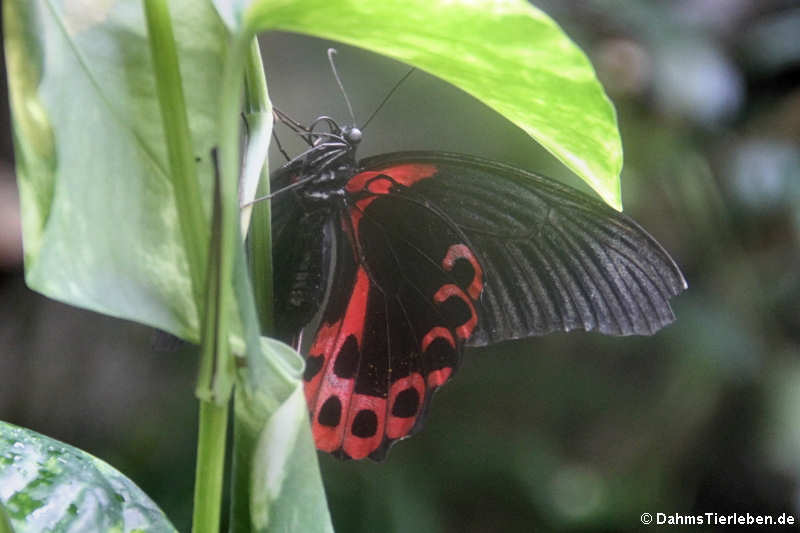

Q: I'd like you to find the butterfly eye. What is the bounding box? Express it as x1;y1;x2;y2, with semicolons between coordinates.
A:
344;127;362;144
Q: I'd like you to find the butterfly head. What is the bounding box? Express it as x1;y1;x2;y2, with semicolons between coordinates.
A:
307;117;361;147
302;116;361;170
269;115;362;204
342;125;362;145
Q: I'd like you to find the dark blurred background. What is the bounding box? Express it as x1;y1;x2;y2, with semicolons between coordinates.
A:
2;1;800;531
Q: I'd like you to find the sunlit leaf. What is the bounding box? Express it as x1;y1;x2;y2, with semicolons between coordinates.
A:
216;0;623;209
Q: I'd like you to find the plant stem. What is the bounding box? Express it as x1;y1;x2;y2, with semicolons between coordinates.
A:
243;39;275;333
214;31;252;384
142;0;207;316
200;26;253;533
243;40;270;117
228;413;254;533
192;155;231;533
230;38;275;533
248;170;275;333
143;2;234;532
192;401;229;533
239;38;272;239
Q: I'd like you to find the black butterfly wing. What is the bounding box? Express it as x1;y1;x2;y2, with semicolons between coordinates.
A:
356;151;687;346
300;165;481;460
274;151;686;460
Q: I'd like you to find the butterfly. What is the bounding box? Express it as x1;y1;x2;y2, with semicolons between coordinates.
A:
267;53;686;461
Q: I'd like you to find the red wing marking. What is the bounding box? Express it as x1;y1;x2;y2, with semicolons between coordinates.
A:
347;164;437;238
306;163;492;459
366;176;393;195
426;367;452;389
303;321;340;407
386;372;426;440
346;163;437;193
350;196;378;237
434;284;478;340
421;328;456;388
343;394;387;459
307;267;371;453
443;244;484;300
422;327;455;351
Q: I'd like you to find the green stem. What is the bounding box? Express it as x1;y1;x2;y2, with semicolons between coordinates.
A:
196;147;234;404
244;40;270;117
215;32;252;374
192;401;229;533
143;3;235;532
248;171;274;333
230;38;274;533
193;141;234;533
228;413;254;533
142;0;207;316
243;39;275;333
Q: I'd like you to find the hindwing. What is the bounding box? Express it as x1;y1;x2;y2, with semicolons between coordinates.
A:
300;165;483;460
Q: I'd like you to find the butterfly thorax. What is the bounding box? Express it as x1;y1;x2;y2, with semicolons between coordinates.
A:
298;167;353;205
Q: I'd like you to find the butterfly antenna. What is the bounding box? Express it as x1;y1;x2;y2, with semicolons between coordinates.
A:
327;48;357;126
362;67;415;131
241;174;318;207
271;128;291;161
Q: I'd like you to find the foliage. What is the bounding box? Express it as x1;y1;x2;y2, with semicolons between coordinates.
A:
0;422;177;532
2;0;621;531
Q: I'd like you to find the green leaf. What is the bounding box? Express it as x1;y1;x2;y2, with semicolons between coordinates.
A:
0;499;14;533
219;0;623;209
4;0;227;341
0;421;177;533
233;338;333;533
250;384;333;533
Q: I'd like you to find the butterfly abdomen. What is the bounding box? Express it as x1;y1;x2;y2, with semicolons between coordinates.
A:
273;210;333;342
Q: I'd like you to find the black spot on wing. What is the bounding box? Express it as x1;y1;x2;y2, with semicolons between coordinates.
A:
333;335;360;379
450;259;477;292
304;355;324;382
351;409;379;438
437;294;473;329
318;396;342;427
424;337;458;372
391;388;420;418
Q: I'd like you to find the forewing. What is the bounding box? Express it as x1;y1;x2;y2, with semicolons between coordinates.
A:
295;151;686;461
357;152;687;346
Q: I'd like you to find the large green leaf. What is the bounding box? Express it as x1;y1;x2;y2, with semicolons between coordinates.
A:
217;0;623;209
4;0;227;341
0;421;177;533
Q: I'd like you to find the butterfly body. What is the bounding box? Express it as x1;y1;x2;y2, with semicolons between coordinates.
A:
270;117;686;461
